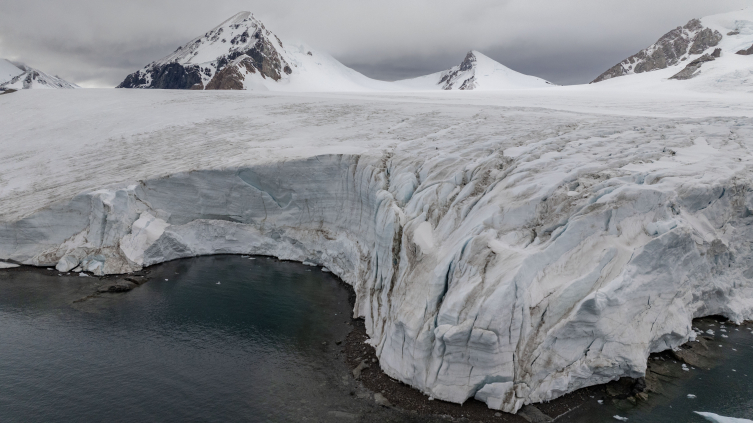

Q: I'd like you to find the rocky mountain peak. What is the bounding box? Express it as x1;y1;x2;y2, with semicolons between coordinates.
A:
118;11;293;90
592;17;723;83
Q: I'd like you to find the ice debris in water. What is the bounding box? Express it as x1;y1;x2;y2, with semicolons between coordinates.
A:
614;416;628;421
682;364;690;371
79;272;88;277
688;394;697;398
321;267;331;273
694;411;753;422
707;329;715;335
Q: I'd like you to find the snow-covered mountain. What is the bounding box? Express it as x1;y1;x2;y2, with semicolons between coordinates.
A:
118;12;553;92
118;11;396;91
0;60;78;91
396;50;553;90
591;8;753;91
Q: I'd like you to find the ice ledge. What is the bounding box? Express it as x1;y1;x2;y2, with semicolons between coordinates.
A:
1;151;752;413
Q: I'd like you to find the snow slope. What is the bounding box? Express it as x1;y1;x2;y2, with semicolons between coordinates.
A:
1;87;753;413
396;51;553;90
0;59;24;85
0;61;78;91
591;8;753;93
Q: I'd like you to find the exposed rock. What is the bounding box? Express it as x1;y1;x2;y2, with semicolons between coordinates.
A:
592;18;722;83
97;280;137;293
736;44;753;55
117;12;290;90
517;405;553;423
670;53;716;80
439;51;477;90
352;360;370;380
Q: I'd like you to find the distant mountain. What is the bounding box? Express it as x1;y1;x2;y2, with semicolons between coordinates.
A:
396;50;553;90
117;12;395;91
118;13;554;92
0;60;78;91
591;8;753;90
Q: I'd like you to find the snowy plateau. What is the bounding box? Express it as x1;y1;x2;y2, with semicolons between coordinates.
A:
2;7;753;416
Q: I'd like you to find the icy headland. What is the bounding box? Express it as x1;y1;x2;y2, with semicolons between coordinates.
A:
2;87;753;413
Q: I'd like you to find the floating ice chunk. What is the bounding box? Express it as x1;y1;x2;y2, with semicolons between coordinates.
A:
321;267;331;273
694;411;753;422
598;400;604;404
613;416;628;421
707;329;715;335
722;335;728;338
79;272;88;277
688;394;696;398
682;364;690;371
302;261;317;266
0;262;20;269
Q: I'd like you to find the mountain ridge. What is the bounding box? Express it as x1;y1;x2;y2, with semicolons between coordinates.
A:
118;12;552;92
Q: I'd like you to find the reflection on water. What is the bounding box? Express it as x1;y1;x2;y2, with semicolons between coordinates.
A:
0;256;357;422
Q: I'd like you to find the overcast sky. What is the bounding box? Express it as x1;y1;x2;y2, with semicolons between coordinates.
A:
0;0;750;87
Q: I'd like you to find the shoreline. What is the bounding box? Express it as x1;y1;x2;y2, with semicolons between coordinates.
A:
2;259;751;422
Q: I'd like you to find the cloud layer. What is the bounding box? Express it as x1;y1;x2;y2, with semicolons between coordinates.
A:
0;0;749;87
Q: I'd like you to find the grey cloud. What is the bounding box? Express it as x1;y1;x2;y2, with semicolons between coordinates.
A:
0;0;749;87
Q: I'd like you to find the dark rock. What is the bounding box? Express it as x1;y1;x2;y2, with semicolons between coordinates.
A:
728;30;740;36
517;405;552;423
118;63;203;90
712;47;722;58
97;280;137;293
736;44;753;55
669;53;716;80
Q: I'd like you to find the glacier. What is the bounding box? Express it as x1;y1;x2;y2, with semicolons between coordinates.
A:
1;87;753;413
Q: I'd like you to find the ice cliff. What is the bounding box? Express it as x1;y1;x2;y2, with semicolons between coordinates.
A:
1;89;753;413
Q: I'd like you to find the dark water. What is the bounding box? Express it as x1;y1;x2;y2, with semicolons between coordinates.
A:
1;256;752;423
560;318;753;423
0;256;363;423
